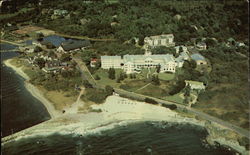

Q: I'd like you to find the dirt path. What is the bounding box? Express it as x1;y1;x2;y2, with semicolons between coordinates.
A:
63;88;85;114
135;83;151;92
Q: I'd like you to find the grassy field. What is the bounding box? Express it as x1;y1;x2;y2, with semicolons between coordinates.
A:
93;68;124;88
94;68;184;103
39;86;78;111
163;92;184;104
120;80;150;92
158;73;175;81
193;84;249;129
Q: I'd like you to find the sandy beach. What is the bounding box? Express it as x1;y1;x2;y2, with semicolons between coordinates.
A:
2;95;248;154
3;59;61;118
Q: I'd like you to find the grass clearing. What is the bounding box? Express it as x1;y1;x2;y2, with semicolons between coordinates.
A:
163;92;184;104
40;87;77;111
158;73;175;81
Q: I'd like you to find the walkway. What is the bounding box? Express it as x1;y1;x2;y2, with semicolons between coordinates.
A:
64;87;85;114
135;83;151;92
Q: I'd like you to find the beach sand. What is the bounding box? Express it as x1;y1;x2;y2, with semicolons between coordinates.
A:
3;59;61;118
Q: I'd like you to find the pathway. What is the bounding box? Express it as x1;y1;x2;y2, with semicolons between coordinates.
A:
135;83;151;92
64;87;85;114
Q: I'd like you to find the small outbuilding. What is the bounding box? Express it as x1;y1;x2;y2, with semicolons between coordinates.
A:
185;80;206;90
191;53;207;65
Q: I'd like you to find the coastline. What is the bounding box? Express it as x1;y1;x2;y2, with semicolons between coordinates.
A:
3;59;61;119
2;95;249;154
2;58;249;154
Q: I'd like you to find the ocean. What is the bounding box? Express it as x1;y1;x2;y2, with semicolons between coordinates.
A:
2;122;235;155
0;42;236;155
1;47;50;137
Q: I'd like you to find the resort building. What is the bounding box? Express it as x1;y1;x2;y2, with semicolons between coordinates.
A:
185;80;206;90
191;53;207;65
101;56;123;69
101;54;177;74
144;34;175;48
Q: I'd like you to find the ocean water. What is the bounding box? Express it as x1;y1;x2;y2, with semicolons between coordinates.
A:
2;122;235;155
1;50;50;137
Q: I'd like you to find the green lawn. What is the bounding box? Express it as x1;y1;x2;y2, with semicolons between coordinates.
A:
158;73;175;81
93;68;183;103
94;68;126;88
120;80;150;92
163;93;184;104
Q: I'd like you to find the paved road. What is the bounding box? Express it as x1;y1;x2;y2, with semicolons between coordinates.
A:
73;58;250;139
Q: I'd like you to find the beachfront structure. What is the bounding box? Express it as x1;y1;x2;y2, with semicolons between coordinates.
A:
101;54;177;74
185;80;206;90
191;53;207;65
144;34;175;48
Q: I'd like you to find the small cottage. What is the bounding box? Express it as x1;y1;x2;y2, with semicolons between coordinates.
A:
191;53;207;65
196;42;207;50
90;58;98;67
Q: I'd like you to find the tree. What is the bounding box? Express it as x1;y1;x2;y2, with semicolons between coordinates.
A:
184;84;191;97
156;64;161;73
152;75;160;85
60;53;71;62
35;58;45;69
83;80;93;88
108;68;115;80
138;36;144;46
145;98;158;105
34;46;42;52
95;75;100;80
105;85;114;96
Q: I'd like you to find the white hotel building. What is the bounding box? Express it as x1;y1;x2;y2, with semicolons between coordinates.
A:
101;54;177;74
101;34;188;74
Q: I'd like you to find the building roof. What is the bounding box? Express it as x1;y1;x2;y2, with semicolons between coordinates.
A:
197;42;206;46
43;35;66;47
123;54;175;63
176;52;189;62
61;40;91;51
101;56;121;60
185;80;204;86
145;34;174;40
191;53;205;61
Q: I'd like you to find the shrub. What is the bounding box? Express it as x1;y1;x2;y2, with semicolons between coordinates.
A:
145;98;158;105
162;104;177;110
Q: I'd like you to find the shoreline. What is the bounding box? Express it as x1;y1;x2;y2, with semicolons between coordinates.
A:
2;95;249;154
3;59;61;119
2;58;249;154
